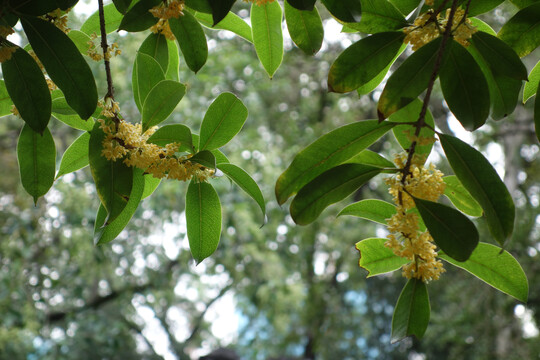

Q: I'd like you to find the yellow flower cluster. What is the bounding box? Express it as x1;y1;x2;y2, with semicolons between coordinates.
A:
243;0;276;5
40;8;71;34
384;152;446;282
99;99;214;183
87;33;121;62
403;8;477;50
149;0;185;40
0;43;16;63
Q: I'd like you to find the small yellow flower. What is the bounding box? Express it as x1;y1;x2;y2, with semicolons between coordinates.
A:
0;44;16;63
41;8;71;34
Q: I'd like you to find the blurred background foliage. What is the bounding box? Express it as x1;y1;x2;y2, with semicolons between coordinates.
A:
0;1;539;359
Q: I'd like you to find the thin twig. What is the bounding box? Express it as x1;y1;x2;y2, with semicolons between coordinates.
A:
98;0;114;101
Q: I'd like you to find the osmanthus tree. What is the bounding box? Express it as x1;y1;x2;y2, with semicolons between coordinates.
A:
0;0;538;343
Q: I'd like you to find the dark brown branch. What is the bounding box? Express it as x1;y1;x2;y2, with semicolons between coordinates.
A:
98;0;115;101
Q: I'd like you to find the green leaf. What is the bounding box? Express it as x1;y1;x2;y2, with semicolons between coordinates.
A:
89;122;133;224
510;0;540;9
389;99;435;158
94;168;145;245
8;0;57;16
112;0;133;14
356;237;409;277
132;52;165;113
414;197;479;262
1;46;51;133
81;3;123;35
443;175;483;217
147;124;194;153
440;243;528;302
439;134;515;246
439;40;490;131
470;31;528;81
186;180;222;263
17;125;56;204
217;163;266;221
467;0;505;16
498;2;540;57
391;279;430;343
388;0;420;16
536;82;540;142
169;11;208;73
208;0;235;25
469;18;497;36
356;42;406;96
275;120;395;205
56;131;90;179
194;10;253;43
52;113;95;131
118;0;160;32
185;0;211;13
199;92;248;151
0;81;13;117
142;80;186;131
328;32;405;93
165;39;180;81
320;0;362;23
51;96;76;115
346;0;407;34
68;30;92;55
190;150;216;169
339;199;396;224
290;164;381;225
251;1;284;78
345;149;395;169
284;2;324;55
139;33;169;74
287;0;316;11
378;37;443;120
142;174;161;199
21;17;98;120
523;60;540;103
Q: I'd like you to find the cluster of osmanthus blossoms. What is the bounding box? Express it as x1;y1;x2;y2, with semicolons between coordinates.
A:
384;137;447;282
98;99;215;183
149;0;185;40
404;7;478;50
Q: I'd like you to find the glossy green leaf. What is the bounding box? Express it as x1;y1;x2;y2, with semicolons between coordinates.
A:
523;60;540;103
470;31;528;81
356;43;406;96
320;0;362;23
142;174;161;199
1;46;50;133
147;124;194;153
132;52;165;113
439;39;490;131
52;113;95;131
22;17;98;120
414;197;479;262
391;278;430;343
388;0;420;16
469;18;497;36
290;164;381;225
356;238;409;277
345;149;395;169
378;37;443;120
439;134;515;246
251;1;284;78
142;80;186;131
81;3;123;35
440;243;528;302
185;0;211;13
467;0;505;16
51;96;76;115
390;99;435;158
169;11;208;73
339;199;396;225
68;30;92;55
328;32;405;93
287;0;316;11
118;0;160;32
276;120;395;205
199;92;248;151
535;82;540;142
94;168;145;245
0;81;12;117
17;125;56;204
443;175;483;217
194;10;253;43
346;0;407;34
56;131;90;179
217;163;266;221
510;0;540;8
208;0;235;25
190;150;216;169
89;122;133;224
112;0;133;14
498;2;540;57
8;0;57;16
139;33;169;73
186;180;222;264
284;2;324;55
166;39;180;81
